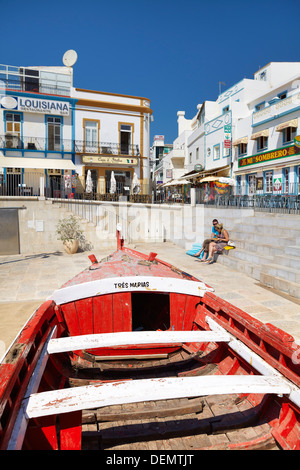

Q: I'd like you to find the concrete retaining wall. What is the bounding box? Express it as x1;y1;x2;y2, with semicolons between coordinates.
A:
1;196;299;300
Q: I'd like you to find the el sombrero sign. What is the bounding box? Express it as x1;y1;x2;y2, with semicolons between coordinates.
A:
238;144;300;168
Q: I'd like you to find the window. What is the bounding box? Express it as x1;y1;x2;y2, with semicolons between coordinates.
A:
264;171;273;193
223;106;229;113
283;168;289;194
255;102;265;111
213;144;220;160
236;175;242;195
257;136;268;151
189;152;192;164
6;113;21;136
119;124;133;155
85;121;98;152
196;147;199;160
259;71;267;81
238;143;247;156
278;91;287;100
283;126;296;144
47;116;61;151
248;174;256;195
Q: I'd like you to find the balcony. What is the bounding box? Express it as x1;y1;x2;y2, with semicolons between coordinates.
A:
0;135;73;153
252;89;300;127
0;135;140;157
0;64;71;97
74;140;140;156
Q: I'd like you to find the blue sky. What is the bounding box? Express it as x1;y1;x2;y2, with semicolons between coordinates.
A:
1;0;300;143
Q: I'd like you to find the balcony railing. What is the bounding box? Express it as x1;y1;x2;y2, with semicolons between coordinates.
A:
74;141;140;156
0;135;140;156
0;64;71;97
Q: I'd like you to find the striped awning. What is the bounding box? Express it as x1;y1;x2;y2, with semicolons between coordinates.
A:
276;118;298;132
233;137;248;146
251;129;269;140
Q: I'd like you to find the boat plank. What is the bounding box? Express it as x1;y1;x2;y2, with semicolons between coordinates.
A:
47;330;231;355
170;293;186;331
60;302;81;336
76;297;93;336
25;375;291;419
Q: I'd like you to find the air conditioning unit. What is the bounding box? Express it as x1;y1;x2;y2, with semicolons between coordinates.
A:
5;133;19;149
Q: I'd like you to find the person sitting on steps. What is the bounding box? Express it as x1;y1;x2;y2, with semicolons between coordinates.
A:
205;223;229;264
193;219;219;262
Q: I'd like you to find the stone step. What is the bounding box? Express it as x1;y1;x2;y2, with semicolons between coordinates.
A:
223;247;272;266
261;262;300;284
217;253;262;281
238;214;300;229
232;230;296;246
230;223;300;238
234;238;283;257
218;253;300;300
259;272;300;300
275;254;300;270
285;245;300;257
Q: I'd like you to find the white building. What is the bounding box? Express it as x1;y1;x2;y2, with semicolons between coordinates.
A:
162;61;300;201
0;56;153;199
233;62;300;196
73;88;152;196
0;63;76;196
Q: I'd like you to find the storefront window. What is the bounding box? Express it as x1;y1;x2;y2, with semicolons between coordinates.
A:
264;171;273;193
105;170;131;194
248;174;256;194
236;175;242;195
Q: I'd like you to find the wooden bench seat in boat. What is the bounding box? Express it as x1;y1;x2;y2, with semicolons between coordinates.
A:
25;375;291;419
47;330;231;354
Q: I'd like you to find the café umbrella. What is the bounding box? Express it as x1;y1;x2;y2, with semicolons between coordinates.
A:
132;172;141;194
85;170;93;193
110;171;117;194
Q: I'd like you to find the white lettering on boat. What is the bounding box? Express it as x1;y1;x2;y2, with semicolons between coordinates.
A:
114;281;150;289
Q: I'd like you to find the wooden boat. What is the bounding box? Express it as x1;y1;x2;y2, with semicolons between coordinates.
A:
0;229;300;451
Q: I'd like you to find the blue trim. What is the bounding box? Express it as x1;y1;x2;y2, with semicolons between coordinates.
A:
213;144;220;160
255;101;265;111
4;88;77;104
205;110;232;135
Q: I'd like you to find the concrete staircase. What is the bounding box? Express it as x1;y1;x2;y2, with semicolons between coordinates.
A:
216;212;300;299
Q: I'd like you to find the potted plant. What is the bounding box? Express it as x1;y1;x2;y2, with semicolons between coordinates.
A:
56;215;83;254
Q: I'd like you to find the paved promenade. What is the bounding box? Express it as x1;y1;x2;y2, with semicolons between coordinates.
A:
1;242;300;355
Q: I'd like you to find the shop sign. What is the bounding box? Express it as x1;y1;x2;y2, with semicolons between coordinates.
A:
238;144;300;168
83;155;138;165
273;177;282;192
294;135;300;148
224;125;231;148
0;95;70;115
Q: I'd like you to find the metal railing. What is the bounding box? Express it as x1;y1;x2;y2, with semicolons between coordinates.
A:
0;135;140;157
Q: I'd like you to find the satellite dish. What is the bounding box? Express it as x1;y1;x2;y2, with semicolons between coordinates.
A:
63;49;78;67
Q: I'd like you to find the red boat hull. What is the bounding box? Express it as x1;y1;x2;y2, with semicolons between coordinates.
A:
0;238;300;450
